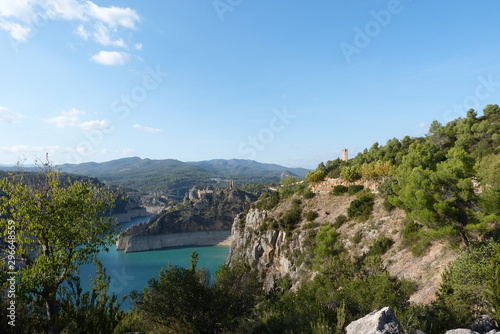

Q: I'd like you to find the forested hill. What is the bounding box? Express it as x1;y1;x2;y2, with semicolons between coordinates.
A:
60;157;308;199
307;104;500;248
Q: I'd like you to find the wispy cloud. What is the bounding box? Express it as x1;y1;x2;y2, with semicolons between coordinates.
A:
91;50;129;66
45;108;84;128
78;119;109;130
0;106;24;124
45;108;109;130
416;122;427;129
133;124;163;133
0;0;140;51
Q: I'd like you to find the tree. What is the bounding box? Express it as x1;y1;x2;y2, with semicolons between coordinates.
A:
477;154;500;215
391;147;477;246
131;253;261;333
340;165;361;183
0;160;116;333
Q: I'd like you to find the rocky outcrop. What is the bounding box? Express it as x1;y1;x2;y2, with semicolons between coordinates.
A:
345;307;404;334
116;187;255;252
114;208;149;223
227;207;315;290
344;308;499;334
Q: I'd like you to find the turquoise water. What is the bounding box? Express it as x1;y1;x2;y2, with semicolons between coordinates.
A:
79;216;230;309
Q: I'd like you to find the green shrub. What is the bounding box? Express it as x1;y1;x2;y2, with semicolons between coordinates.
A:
279;200;302;230
303;221;319;229
256;191;280;210
366;236;394;257
305;210;319;222
347;185;364;195
303;188;315;199
347;193;374;220
352;230;363;244
333;214;348;229
331;185;348;196
383;198;395;211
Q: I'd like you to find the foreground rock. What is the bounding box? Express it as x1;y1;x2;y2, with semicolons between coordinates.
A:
345;307;404;334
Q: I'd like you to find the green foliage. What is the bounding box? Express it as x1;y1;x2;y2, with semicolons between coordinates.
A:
58;261;125;333
435;241;500;327
305;169;326;184
366;236;394;257
340;165;361;183
331;185;348;196
314;225;344;262
477;154;500;215
347;193;374;221
0;161;116;333
279;199;302;230
305;210;319;222
347;184;364;195
131;256;261;334
333;214;348;229
303;187;315;199
256;190;280;210
383;198;395;211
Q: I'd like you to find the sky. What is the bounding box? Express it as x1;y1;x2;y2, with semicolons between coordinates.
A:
1;1;500;169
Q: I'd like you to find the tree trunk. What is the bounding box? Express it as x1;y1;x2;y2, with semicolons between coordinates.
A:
45;292;59;334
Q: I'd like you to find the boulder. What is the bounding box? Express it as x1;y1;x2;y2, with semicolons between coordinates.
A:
345;307;404;334
444;330;479;334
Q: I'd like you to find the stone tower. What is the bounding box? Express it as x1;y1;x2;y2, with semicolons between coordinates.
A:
342;149;348;161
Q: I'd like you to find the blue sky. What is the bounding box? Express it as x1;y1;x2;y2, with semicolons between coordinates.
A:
1;1;499;168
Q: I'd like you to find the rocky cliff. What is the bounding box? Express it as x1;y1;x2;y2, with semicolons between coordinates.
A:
117;187;256;252
227;191;459;303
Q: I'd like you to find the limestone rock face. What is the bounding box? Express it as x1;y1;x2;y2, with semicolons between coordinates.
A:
444;330;480;334
345;307;404;334
116;188;255;252
227;207;313;291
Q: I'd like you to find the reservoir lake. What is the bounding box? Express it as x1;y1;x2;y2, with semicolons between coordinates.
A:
79;216;230;309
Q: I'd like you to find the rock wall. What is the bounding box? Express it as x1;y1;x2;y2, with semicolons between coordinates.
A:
116;230;232;253
114;208;150;223
227;208;314;290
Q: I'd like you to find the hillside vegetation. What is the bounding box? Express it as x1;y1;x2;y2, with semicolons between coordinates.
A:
61;157;308;200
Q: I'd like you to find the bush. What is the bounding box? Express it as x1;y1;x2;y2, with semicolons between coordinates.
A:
347;193;374;220
352;230;363;244
366;236;394;257
305;210;319;222
333;214;348;229
257;191;280;210
347;185;364;196
279;200;302;230
331;185;348;196
383;198;395;211
303;188;315;199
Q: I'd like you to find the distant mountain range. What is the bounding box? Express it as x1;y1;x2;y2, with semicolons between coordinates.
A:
57;157;309;200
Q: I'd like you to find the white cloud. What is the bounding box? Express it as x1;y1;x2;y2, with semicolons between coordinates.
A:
45;108;109;130
133;124;163;133
0;106;24;124
86;2;139;29
0;1;140;48
0;18;31;41
135;43;142;50
45;108;85;128
416;122;427;129
0;144;76;154
91;50;129;66
78;119;109;130
0;1;35;23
